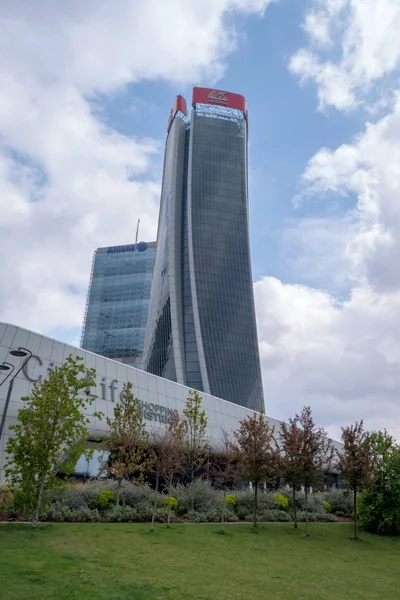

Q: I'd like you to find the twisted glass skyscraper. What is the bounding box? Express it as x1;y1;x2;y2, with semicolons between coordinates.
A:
142;88;264;411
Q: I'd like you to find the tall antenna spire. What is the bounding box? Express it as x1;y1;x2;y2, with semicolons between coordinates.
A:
135;218;140;245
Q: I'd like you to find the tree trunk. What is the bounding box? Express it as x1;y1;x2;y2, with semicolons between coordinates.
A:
353;487;358;540
292;484;298;529
190;463;195;511
151;472;159;532
116;479;122;506
221;488;226;531
305;486;309;537
253;482;258;528
167;472;173;528
32;476;46;527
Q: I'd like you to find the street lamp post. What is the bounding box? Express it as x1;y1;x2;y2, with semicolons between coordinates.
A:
0;347;32;444
0;362;15;389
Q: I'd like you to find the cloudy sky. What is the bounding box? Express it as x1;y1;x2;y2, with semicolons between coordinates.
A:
1;0;400;439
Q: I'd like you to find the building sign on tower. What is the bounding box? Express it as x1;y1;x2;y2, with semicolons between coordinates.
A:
192;87;246;112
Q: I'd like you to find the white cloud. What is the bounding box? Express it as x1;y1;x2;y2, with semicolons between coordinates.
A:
290;0;400;111
255;277;400;440
299;93;400;291
0;0;274;334
258;11;400;437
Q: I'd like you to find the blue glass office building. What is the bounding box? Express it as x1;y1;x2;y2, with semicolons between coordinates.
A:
142;88;264;411
81;241;155;368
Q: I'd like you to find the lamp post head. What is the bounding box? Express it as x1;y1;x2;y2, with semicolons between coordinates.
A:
10;349;29;357
0;364;11;371
10;348;32;358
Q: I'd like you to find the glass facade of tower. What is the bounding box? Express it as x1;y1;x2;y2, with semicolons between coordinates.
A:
81;242;155;368
143;88;264;411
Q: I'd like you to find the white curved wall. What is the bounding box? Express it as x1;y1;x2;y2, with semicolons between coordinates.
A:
0;322;282;482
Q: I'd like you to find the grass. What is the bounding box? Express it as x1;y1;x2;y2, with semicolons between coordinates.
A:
1;523;399;600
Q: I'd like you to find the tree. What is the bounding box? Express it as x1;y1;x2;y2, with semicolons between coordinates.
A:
103;382;149;505
150;413;185;530
278;416;305;529
211;431;240;531
182;390;209;506
234;413;279;528
5;355;98;526
336;421;375;540
358;431;400;535
295;406;334;536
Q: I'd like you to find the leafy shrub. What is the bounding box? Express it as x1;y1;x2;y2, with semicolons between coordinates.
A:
63;484;102;509
42;504;100;522
104;506;138;523
274;493;289;512
108;481;154;508
160;496;177;511
296;511;336;523
226;494;237;508
68;507;100;522
96;489;116;510
0;483;12;513
235;490;254;512
320;490;353;515
184;510;208;523
154;507;176;524
323;501;332;513
236;506;250;520
42;504;72;522
175;480;224;513
359;489;400;535
245;510;292;522
134;501;153;522
294;492;325;513
243;509;335;523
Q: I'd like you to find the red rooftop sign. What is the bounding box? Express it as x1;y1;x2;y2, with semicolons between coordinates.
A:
167;95;188;133
192;87;246;112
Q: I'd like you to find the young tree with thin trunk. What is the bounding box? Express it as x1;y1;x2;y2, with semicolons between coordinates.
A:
6;355;98;527
296;406;334;537
160;413;186;527
211;431;240;531
278;416;304;529
234;413;279;528
103;382;149;505
149;414;185;530
182;390;208;508
336;420;375;540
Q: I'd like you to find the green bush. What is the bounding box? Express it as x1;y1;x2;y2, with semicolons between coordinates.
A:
226;494;237;508
154;507;176;524
320;490;353;515
96;489;116;510
236;506;250;520
182;508;238;523
359;490;400;535
42;503;71;522
184;510;208;523
0;483;12;513
235;490;254;512
245;510;292;523
161;496;178;511
68;507;100;522
294;492;325;513
296;511;336;523
274;493;289;512
322;501;332;513
104;506;138;523
175;480;224;513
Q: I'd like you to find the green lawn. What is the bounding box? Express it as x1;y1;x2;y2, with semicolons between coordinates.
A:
1;523;399;600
